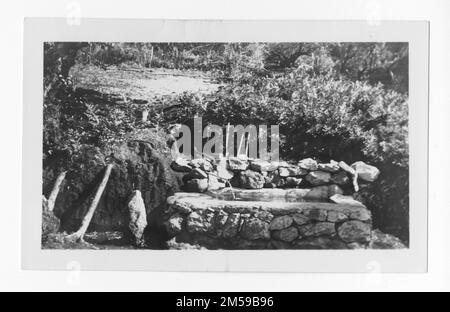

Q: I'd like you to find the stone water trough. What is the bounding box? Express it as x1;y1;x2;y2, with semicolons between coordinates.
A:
165;157;406;249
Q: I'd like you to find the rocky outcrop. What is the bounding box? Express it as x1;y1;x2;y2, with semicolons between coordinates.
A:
43;141;181;234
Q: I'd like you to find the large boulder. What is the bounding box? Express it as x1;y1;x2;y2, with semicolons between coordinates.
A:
239;170;265;189
127;190;148;247
351;161;380;182
43;141;181;233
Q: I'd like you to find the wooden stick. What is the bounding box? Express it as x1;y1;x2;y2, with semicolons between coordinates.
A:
47;171;66;212
69;164;113;241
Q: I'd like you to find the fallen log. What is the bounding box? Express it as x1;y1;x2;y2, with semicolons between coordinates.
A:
68;164;114;242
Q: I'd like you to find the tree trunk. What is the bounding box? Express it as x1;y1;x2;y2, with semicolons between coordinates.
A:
47;171;67;212
69;164;114;241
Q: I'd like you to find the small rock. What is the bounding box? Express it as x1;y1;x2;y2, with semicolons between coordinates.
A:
171;157;192;172
330;171;350;185
264;171;284;187
272;227;299;242
305;171;331;185
269;215;293;230
189;158;213;172
184;178;208;192
186;211;214;233
227;157;249;171
240;218;270;240
164;213;184;235
127;190;148;247
250;160;278;172
302;208;328;221
279;166;308;177
298;158;318;170
254;211;274;223
222;213;240;238
317;160;340;173
239;170;265;189
298;222;336;237
292;213;310;225
171;201;193;214
327;210;348;222
215;210;229;236
330;194;365;206
285;177;303;187
351;161;380;182
337;220;371;243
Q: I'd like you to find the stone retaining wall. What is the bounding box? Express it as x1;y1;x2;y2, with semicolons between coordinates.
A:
163;192;393;249
171;156;381;196
166;157;405;249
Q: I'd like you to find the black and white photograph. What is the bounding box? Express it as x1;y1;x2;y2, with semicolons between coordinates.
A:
41;41;410;251
4;0;450;293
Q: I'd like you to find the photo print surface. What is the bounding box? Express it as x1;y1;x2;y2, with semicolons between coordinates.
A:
42;42;409;250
